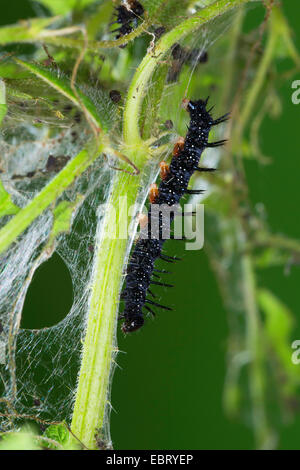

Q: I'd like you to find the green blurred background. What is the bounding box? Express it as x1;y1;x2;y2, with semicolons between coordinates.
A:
3;0;300;450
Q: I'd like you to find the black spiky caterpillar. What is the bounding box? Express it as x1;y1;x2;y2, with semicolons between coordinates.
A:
121;98;229;333
113;0;144;46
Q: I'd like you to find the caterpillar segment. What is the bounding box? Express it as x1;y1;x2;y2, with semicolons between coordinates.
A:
149;183;159;204
159;161;170;181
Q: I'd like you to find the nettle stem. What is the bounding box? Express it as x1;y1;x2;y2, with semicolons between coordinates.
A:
71;169;142;448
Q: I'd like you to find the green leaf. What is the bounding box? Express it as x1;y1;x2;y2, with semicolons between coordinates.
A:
0;141;103;256
143;0;180;19
258;289;299;386
48;196;83;247
44;423;80;450
36;0;96;15
14;58;107;131
154;0;190;28
259;289;293;345
0;63;29;79
0;17;59;44
0;181;20;219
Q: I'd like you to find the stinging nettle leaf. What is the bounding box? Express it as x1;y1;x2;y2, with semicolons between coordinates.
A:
48;196;83;248
0;181;20;219
45;423;69;446
14;58;107;132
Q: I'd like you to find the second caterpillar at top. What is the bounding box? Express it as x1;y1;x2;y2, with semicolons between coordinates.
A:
121;98;229;333
113;0;144;45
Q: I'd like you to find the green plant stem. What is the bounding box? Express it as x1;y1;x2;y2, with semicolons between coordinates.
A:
0;79;7;124
0;17;59;43
256;234;300;254
241;250;273;449
41;20;151;49
123;0;253;146
0;141;103;255
71;151;146;449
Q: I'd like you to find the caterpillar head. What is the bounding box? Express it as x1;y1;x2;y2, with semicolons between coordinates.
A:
122;315;144;333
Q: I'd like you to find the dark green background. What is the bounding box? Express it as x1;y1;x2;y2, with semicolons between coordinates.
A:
4;0;300;450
